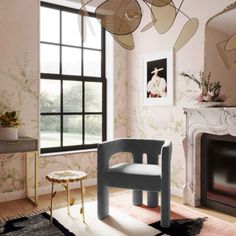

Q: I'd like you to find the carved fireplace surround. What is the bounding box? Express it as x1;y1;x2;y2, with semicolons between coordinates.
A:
183;107;236;207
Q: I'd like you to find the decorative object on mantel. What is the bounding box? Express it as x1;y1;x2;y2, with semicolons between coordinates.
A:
78;0;199;51
180;71;227;107
0;111;23;140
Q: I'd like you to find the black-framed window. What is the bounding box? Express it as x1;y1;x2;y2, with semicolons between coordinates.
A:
40;2;106;153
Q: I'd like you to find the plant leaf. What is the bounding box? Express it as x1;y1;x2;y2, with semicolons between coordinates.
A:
62;184;68;190
95;0;142;35
80;207;83;214
52;191;57;198
70;198;75;206
174;18;199;52
0;110;22;127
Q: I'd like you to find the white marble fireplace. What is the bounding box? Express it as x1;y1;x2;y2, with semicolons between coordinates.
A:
183;107;236;207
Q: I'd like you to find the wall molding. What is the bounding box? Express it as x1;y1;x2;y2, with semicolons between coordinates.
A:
171;186;183;198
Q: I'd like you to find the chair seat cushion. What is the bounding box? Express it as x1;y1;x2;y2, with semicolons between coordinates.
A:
105;163;162;191
109;163;161;176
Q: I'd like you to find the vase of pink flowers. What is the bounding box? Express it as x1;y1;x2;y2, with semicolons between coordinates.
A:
180;71;227;106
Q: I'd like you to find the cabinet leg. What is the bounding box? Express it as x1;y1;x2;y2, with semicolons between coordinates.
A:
25;153;29;197
25;151;38;206
66;182;70;215
80;180;85;223
34;152;38;206
50;182;54;224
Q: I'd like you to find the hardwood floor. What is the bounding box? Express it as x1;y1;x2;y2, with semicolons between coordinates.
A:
0;186;235;225
171;195;236;225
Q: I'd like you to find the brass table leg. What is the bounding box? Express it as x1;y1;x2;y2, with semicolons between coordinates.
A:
80;179;85;223
25;151;38;206
66;181;70;215
25;153;29;197
50;182;54;223
34;152;38;205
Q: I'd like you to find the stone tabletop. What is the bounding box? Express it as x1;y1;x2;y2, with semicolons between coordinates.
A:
46;170;87;183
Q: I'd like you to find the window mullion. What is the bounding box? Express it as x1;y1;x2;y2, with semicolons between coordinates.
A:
60;9;63;148
40;3;106;153
81;14;85;146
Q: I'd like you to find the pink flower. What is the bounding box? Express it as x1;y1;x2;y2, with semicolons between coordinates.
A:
195;93;204;102
203;92;213;102
218;93;227;102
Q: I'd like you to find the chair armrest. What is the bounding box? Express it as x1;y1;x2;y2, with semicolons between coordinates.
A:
97;139;127;173
160;140;172;180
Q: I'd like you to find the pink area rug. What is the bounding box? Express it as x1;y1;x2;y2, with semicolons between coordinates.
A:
110;192;236;236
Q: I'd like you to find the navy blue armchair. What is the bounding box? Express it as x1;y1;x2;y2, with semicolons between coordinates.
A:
97;138;172;228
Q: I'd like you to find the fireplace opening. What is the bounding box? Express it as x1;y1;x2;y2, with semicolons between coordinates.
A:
201;133;236;216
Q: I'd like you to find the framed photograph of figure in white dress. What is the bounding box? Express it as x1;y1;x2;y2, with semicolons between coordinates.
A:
142;49;174;106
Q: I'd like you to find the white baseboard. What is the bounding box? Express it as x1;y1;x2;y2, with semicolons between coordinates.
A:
0;180;183;203
171;186;183;197
0;178;97;203
0;191;26;203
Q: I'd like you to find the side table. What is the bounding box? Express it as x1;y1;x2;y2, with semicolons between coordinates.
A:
46;170;87;223
0;137;38;206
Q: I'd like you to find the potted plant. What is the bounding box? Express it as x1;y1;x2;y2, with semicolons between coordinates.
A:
0;111;22;140
180;71;227;106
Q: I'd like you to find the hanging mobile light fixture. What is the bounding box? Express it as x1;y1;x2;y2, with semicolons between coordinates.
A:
78;0;199;51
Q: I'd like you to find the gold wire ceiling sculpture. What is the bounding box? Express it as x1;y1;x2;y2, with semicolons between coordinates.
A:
79;0;199;51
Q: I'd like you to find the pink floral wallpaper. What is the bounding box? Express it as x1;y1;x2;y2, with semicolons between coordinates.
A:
0;0;129;196
126;0;236;191
0;0;235;199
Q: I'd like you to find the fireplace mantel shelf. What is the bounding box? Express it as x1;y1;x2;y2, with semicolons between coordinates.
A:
184;106;236;112
183;107;236;207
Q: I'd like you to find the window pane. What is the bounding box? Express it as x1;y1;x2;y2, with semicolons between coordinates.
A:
85;115;102;144
83;16;101;49
84;50;101;77
63;115;82;146
40;7;60;43
62;11;81;46
62;47;81;75
85;82;102;112
40;44;60;73
40;79;60;112
63;81;82;112
40;116;60;148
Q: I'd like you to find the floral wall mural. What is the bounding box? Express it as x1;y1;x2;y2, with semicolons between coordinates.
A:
0;0;235;199
127;0;236;191
0;0;129;197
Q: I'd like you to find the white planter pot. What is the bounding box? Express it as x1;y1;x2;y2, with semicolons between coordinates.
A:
0;127;18;140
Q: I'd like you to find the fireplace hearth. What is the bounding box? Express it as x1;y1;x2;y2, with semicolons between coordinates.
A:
183;107;236;210
201;133;236;216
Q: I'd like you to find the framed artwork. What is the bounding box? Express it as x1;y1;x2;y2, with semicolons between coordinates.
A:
142;49;174;106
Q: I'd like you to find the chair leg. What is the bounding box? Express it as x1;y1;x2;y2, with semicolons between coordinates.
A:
132;190;143;206
161;188;170;228
97;185;109;219
147;191;158;207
